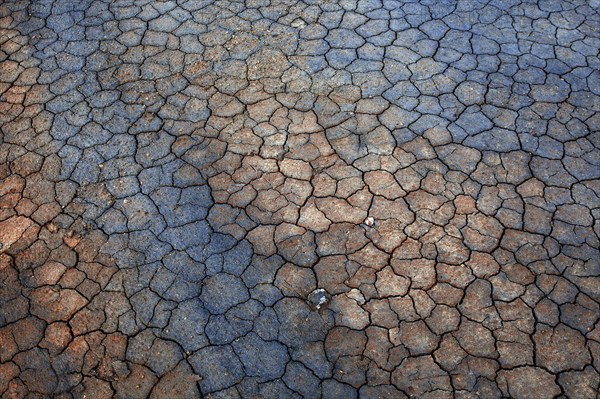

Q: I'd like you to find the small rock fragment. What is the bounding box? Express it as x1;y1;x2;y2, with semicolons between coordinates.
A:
308;288;330;310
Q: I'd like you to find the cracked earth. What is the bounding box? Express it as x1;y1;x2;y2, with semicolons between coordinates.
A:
1;0;599;398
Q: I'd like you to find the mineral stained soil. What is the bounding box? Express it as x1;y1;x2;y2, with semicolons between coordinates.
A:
1;0;599;398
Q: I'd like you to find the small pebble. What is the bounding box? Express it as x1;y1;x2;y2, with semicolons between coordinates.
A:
308;288;330;310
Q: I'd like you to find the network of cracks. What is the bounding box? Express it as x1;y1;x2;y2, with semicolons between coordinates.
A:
0;0;599;398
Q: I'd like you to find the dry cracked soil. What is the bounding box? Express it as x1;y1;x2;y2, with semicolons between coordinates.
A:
1;0;599;398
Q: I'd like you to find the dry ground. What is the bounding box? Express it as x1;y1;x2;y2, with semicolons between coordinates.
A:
1;0;599;398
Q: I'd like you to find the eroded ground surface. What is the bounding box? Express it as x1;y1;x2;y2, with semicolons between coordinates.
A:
1;0;599;398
